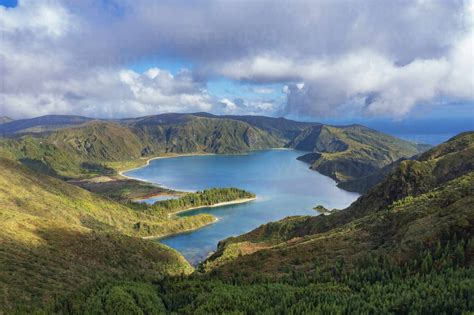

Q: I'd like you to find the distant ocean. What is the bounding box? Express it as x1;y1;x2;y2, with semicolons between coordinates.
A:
365;117;473;146
317;115;473;147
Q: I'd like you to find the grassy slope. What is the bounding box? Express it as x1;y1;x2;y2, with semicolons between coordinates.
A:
0;158;196;312
0;158;253;240
0;158;262;311
292;125;429;188
204;172;473;274
0;115;283;179
43;132;473;314
0;114;428;200
336;157;406;193
218;114;315;141
69;176;175;202
130;114;283;154
0;159;269;312
0;121;145;178
202;132;474;277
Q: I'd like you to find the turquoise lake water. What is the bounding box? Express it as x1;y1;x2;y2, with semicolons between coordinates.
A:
125;150;360;264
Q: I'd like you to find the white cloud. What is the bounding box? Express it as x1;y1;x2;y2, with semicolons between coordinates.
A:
0;0;472;119
0;0;71;38
217;98;281;115
213;38;472;117
0;1;215;118
218;98;238;113
0;66;214;118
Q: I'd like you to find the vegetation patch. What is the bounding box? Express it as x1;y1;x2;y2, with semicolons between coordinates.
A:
70;176;176;202
128;188;256;217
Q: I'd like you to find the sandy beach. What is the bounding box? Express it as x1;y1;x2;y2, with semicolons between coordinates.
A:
168;197;257;217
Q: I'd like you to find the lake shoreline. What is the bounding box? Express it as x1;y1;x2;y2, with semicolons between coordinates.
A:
169;197;258;217
118;153;216;192
118;155;258;240
141;197;257;240
124;149;359;265
118;149;291;181
142;217;220;240
118;149;289;194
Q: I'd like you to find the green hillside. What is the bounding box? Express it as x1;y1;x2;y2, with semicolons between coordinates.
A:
216;113;315;141
0;157;196;312
39;132;473;314
0;122;142;178
0;114;427;192
0;115;283;179
336;158;406;193
203;132;473;274
0;158;259;312
291;125;429;191
129;114;284;154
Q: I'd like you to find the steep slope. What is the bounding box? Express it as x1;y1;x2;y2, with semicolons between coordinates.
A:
0;157;194;312
129;114;284;154
0;121;145;178
0;115;283;178
203;132;474;277
292;125;430;190
197;113;315;141
345;131;474;218
336;158;407;193
0;113;427;194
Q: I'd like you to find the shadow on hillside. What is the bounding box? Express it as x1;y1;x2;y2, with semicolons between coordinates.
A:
0;226;188;312
19;158;62;178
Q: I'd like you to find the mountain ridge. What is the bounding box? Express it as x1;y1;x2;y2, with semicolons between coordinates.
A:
0;113;428;191
201;131;474;276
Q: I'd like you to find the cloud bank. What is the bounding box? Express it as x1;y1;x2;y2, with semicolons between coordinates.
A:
0;0;472;119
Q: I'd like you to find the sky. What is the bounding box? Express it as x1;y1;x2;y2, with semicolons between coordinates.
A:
0;0;473;134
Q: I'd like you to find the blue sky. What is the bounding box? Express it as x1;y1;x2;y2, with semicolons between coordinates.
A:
0;0;17;8
129;58;288;115
129;59;284;101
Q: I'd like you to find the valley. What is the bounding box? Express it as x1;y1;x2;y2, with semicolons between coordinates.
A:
0;113;471;313
125;149;359;263
0;113;426;193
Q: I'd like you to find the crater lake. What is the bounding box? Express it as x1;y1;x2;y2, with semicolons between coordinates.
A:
124;150;360;264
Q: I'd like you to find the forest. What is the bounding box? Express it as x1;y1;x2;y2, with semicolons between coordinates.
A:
44;235;473;314
128;188;256;216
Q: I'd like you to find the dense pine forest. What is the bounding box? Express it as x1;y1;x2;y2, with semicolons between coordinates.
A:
44;236;472;314
129;188;256;216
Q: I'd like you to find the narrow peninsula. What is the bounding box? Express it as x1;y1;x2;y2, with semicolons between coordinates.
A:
127;188;257;238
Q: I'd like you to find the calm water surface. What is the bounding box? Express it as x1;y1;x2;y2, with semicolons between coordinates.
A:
125;150;359;264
